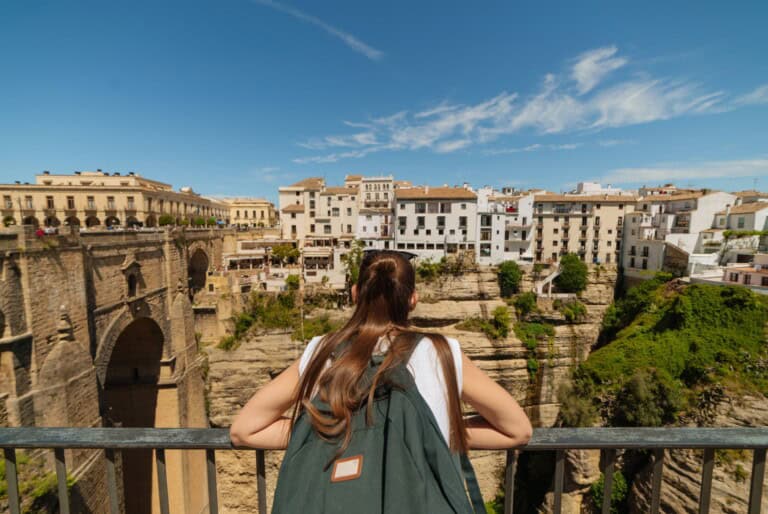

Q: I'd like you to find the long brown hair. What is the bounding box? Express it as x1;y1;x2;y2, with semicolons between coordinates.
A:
292;250;468;454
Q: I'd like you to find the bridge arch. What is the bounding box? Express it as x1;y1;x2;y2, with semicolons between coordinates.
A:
188;248;209;293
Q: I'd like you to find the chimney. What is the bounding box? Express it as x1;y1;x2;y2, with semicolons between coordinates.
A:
424;185;429;194
74;171;81;175
43;170;50;175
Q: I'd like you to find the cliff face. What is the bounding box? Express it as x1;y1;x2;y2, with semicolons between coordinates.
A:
204;265;619;511
629;395;768;514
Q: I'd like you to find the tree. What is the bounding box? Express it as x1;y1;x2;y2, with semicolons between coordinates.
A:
193;216;206;227
271;244;300;265
158;214;175;226
207;216;217;226
513;292;538;319
555;253;588;293
497;261;523;297
343;239;366;287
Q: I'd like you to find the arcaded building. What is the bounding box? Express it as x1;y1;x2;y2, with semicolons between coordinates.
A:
0;170;230;228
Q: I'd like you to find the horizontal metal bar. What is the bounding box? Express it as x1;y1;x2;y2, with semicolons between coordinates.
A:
2;427;768;450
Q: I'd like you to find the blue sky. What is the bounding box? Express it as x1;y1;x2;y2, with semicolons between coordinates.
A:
1;1;767;202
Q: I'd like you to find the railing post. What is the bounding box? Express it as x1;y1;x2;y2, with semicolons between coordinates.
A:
54;448;70;514
155;449;170;514
206;449;219;514
503;449;517;514
650;448;664;514
104;449;120;514
748;448;766;514
553;450;564;514
601;449;616;514
698;448;715;514
3;448;21;514
256;449;267;514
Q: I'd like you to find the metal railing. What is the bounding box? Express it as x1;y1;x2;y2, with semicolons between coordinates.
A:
2;427;768;514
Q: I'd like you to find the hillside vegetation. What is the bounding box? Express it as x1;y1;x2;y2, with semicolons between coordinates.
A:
561;276;768;428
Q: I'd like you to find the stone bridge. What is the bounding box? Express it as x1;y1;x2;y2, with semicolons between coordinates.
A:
0;226;225;513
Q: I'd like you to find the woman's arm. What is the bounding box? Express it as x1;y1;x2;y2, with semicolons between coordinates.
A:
229;360;300;449
461;352;533;449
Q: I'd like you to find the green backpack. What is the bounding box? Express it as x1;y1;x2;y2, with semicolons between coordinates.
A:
272;343;485;514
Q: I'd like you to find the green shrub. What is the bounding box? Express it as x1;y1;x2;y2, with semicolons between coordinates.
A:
217;335;238;351
589;471;628;514
498;261;523;297
513;292;538;319
416;259;443;282
180;218;190;226
611;368;682;427
557;382;598;427
285;274;300;291
193;216;206;226
527;357;540;378
342;239;365;286
207;216;217;226
158;213;175;226
514;322;555;351
455;307;510;340
292;315;340;342
554;253;588;293
554;299;587;323
600;272;672;341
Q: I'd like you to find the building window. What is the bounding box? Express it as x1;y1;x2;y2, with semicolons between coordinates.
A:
347;208;352;216
324;225;331;234
399;203;405;210
437;216;446;229
24;196;33;209
46;196;54;209
642;246;649;257
127;274;138;297
127;197;135;209
415;203;426;213
744;274;752;285
642;259;648;270
729;273;739;282
737;216;745;229
107;196;116;209
630;257;635;268
67;196;75;209
440;203;452;214
291;213;296;219
459;216;467;228
332;207;340;217
3;195;11;209
347;224;352;233
87;196;95;209
461;204;467;210
398;216;407;229
310;224;315;233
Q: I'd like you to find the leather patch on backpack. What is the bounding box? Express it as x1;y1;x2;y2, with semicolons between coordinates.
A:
331;455;363;482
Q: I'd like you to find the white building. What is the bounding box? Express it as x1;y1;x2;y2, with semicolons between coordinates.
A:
572;182;634;196
356;175;396;250
622;191;737;278
475;187;535;265
394;186;478;261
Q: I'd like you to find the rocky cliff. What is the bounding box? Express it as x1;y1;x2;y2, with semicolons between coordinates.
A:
203;265;619;512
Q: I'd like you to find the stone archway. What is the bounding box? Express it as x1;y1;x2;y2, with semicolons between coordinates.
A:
188;248;209;293
145;215;157;228
85;216;101;228
65;216;81;227
105;216;121;228
44;216;60;228
22;216;39;227
126;216;141;228
102;317;164;514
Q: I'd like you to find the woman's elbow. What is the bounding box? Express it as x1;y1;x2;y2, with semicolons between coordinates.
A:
229;421;247;448
505;419;533;447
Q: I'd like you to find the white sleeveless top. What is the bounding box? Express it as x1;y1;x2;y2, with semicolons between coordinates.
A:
299;335;463;444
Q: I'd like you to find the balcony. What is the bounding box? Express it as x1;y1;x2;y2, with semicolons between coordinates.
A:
2;427;767;514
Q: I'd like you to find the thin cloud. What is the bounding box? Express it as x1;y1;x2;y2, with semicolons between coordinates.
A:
598;139;635;147
571;46;628;95
603;158;768;184
293;46;764;164
252;0;383;61
485;143;582;155
735;84;768;106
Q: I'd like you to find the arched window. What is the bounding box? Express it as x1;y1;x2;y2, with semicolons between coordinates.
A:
127;274;138;297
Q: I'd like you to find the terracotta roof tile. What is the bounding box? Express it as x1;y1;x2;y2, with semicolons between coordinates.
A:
534;194;636;203
727;203;768;214
281;204;306;213
395;187;477;200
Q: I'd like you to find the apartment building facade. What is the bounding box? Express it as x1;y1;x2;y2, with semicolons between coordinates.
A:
532;194;633;265
475;188;535;265
278;177;358;244
0;171;229;229
222;198;277;228
393;186;478;260
622;191;737;277
356;175;396;250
